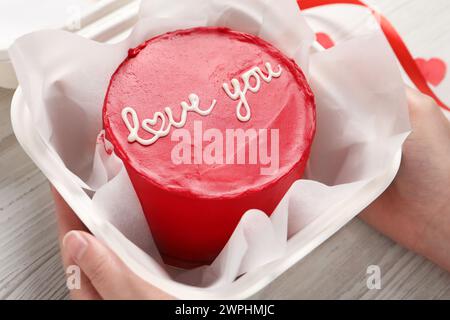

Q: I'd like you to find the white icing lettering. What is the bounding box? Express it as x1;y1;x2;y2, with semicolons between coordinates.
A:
121;62;282;146
222;62;282;122
121;94;216;146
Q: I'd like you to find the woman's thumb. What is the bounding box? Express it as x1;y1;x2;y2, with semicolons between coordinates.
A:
62;231;170;300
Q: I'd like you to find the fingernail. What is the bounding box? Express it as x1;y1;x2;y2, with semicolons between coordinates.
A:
63;231;88;262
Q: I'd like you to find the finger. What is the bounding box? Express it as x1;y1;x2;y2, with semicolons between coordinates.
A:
50;186;101;299
63;256;102;300
404;88;450;171
63;230;172;300
406;87;450;131
50;185;88;242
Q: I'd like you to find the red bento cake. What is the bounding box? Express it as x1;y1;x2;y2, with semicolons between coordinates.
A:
103;27;316;268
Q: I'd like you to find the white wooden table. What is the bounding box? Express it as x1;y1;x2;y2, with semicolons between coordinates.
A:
1;0;450;299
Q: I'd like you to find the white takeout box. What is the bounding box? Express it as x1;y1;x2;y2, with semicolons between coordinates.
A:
0;0;140;89
11;87;402;298
8;0;409;299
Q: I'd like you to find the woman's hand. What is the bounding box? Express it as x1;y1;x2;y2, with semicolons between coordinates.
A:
360;88;450;271
51;187;172;300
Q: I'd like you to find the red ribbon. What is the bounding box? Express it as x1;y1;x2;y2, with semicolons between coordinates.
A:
298;0;450;111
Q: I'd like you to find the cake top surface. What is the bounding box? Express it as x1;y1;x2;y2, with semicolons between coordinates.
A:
103;27;315;197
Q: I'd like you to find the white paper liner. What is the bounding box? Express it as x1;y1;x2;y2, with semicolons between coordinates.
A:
9;0;410;298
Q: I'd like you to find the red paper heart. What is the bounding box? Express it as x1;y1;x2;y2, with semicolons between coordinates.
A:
316;32;335;49
415;58;447;87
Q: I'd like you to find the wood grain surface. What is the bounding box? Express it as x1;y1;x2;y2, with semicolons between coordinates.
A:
1;0;449;299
